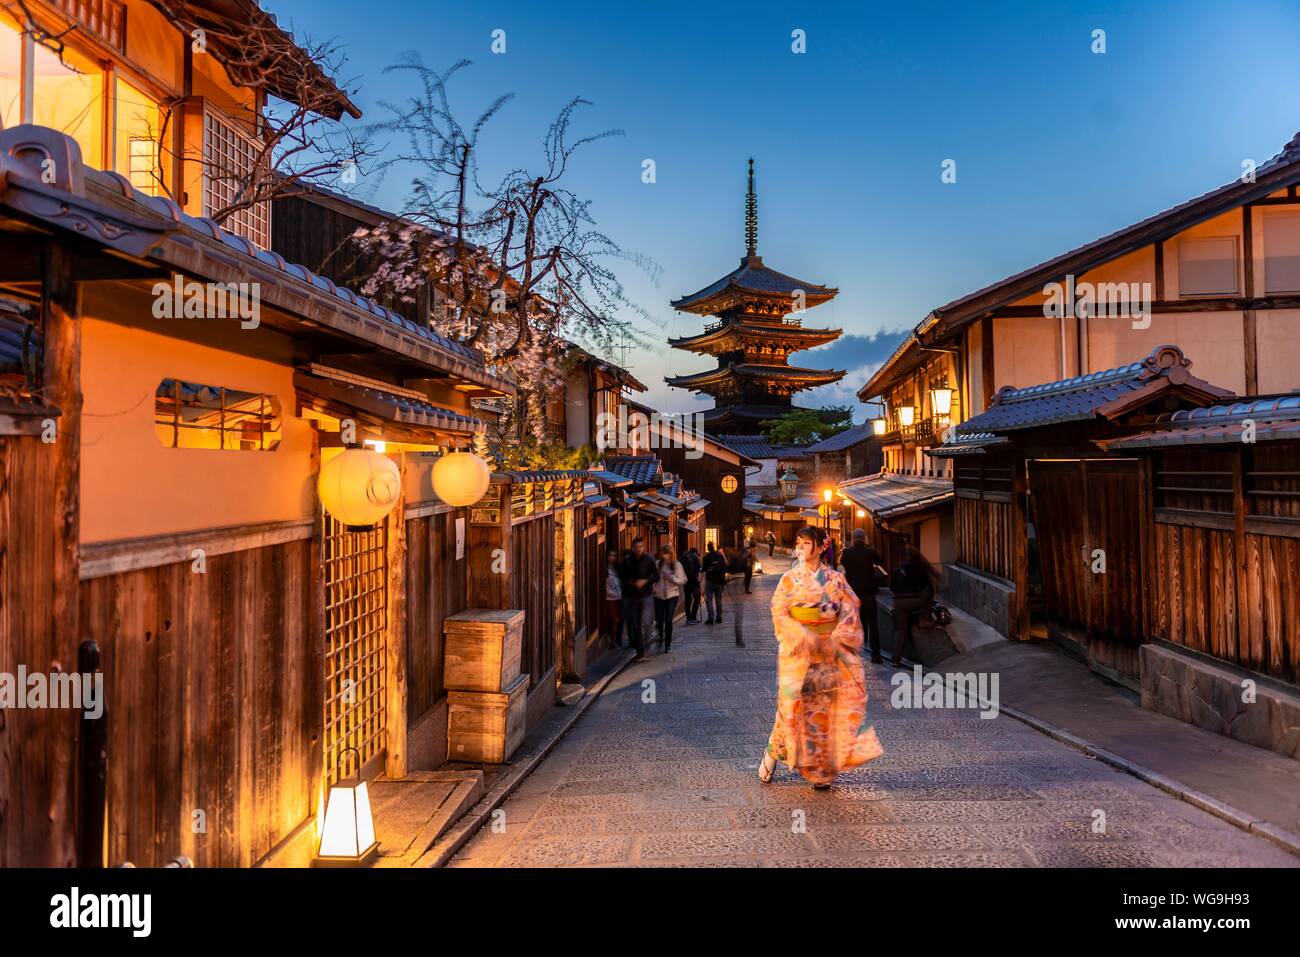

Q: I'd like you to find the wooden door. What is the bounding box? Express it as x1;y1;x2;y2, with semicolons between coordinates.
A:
1028;459;1145;684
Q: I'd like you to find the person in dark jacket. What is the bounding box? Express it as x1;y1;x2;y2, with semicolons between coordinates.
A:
619;538;658;661
839;529;886;663
701;542;728;624
889;545;941;667
681;546;702;623
765;530;776;557
739;541;755;593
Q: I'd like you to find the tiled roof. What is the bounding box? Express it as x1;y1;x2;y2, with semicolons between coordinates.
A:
672;254;837;312
838;472;953;521
666;363;846;389
714;434;785;459
805;422;876;453
294;372;484;435
1104;395;1300;450
587;469;633;487
955;345;1230;435
924;433;1010;458
603;454;663;487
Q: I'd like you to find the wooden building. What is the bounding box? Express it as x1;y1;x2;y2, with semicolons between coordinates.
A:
859;129;1300;569
931;345;1233;686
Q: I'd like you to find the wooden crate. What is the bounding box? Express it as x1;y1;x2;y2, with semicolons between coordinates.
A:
443;608;524;692
447;674;529;764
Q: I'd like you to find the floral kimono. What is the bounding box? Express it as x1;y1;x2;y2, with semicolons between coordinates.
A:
766;560;883;784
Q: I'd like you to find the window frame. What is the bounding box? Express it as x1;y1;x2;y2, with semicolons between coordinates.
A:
1176;235;1240;298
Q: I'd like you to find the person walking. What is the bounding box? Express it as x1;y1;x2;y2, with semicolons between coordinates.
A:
605;550;624;648
619;538;658;662
765;530;776;557
653;546;687;653
839;528;886;663
889;545;942;668
759;525;884;788
740;540;755;594
702;541;727;625
681;546;702;623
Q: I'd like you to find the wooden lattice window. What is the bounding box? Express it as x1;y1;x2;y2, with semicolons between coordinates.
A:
1248;444;1300;521
322;514;388;785
1155;448;1235;516
203;107;271;247
50;0;126;51
153;379;281;450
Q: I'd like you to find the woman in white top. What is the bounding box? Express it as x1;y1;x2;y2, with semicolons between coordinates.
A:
653;546;687;653
605;550;624;648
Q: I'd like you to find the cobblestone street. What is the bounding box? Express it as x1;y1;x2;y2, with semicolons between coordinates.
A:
451;556;1298;868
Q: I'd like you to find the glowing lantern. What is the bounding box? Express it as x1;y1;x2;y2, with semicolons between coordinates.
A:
822;488;833;503
316;748;378;867
898;405;915;427
930;387;954;417
431;451;491;507
871;417;887;436
856;508;866;519
318;447;401;530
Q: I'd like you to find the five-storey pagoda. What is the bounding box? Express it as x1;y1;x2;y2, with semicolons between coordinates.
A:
666;160;845;434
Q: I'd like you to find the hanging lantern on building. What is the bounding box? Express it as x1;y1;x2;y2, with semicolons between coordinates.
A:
318;447;401;530
431;450;491;507
930;387;954;417
315;748;379;867
898;405;916;427
871;416;887;436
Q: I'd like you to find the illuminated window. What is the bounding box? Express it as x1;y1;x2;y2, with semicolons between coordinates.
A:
720;474;738;494
705;527;719;549
154;379;281;451
0;16;19;130
114;78;163;195
32;42;104;166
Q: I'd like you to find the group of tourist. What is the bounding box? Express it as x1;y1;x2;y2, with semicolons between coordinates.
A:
604;537;757;662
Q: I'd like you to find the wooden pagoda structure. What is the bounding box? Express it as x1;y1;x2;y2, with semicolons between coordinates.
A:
667;160;845;433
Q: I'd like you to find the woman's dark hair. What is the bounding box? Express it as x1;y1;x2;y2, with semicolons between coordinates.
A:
795;525;826;548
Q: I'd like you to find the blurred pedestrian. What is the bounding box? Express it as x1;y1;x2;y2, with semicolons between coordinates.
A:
840;528;886;663
702;541;727;624
653;546;687;653
605;550;624;648
619;538;658;662
681;546;702;623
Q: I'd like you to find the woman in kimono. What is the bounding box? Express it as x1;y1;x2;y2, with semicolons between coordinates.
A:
759;525;884;788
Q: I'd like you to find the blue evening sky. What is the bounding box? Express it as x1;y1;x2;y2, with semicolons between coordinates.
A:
268;0;1300;418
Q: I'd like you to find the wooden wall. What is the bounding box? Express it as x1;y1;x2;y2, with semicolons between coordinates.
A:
80;537;319;868
954;496;1017;582
0;434;79;867
404;508;467;726
511;514;557;691
1150;443;1300;684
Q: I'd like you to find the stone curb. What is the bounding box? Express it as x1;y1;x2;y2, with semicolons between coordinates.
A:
416;649;636;868
922;666;1300;859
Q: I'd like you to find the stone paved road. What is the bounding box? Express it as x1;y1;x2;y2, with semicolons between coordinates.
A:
451;555;1298;868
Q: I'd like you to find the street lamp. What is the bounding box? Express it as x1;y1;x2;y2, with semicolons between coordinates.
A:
871;416;887;436
778;468;799;501
315;748;379;867
822;488;833;537
930;386;954;417
897;405;915;428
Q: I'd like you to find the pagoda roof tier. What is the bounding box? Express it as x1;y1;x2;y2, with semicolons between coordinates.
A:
671;255;838;315
668;321;842;355
701;403;817;434
665;363;845;394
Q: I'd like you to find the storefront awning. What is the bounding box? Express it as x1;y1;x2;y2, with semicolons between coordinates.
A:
597;505;620;517
684;498;709;512
924;433;1010;458
588;469;634;487
638;503;673;519
680;520;699;533
838;472;953;523
295;368;484;439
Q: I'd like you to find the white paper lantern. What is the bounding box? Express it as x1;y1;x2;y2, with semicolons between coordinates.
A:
318;447;401;529
431;451;491;507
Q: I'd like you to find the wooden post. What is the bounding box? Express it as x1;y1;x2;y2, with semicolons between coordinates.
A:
41;241;79;867
1243;205;1258;395
384;455;408;779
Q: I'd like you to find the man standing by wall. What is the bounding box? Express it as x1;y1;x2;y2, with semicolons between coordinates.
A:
840;528;886;664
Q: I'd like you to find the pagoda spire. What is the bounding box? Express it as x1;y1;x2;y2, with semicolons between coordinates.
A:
745;158;758;258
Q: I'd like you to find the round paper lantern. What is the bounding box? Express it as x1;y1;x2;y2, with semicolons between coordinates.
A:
431;451;491;507
318;447;401;529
